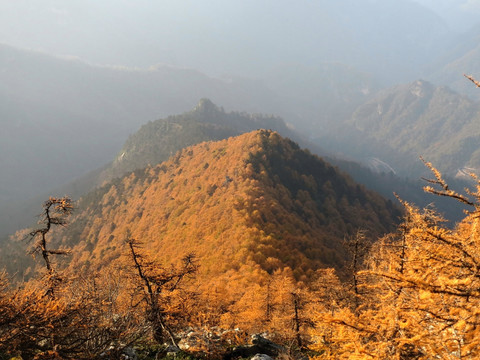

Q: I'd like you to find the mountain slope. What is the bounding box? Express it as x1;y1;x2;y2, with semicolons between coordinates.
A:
321;80;480;177
41;130;401;284
429;24;480;100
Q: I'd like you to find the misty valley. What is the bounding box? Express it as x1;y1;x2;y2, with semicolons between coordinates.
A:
2;1;480;359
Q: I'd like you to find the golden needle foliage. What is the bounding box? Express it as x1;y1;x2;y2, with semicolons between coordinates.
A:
311;164;480;359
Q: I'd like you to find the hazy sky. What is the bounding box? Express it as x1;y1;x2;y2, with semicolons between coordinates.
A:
0;0;478;75
0;1;296;73
412;0;480;30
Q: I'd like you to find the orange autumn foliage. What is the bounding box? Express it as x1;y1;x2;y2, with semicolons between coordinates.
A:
57;130;398;282
7;130;400;352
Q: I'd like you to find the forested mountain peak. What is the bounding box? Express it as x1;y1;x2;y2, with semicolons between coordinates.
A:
36;130;401;286
98;99;296;185
193;98;218;114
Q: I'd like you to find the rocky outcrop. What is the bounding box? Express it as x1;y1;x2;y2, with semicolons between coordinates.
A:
223;334;285;360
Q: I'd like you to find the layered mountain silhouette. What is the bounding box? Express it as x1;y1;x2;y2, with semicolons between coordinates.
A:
5;130;400;283
0;44;289;208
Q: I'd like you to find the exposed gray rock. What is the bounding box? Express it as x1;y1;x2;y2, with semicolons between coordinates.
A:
251;354;274;360
223;334;285;360
155;345;181;360
121;346;137;360
100;345;137;359
251;334;284;354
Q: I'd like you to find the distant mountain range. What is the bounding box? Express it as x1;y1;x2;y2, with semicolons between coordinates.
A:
0;44;289;206
318;80;480;179
2;19;478;211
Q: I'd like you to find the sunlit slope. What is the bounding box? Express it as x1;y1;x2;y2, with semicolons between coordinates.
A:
58;130;400;282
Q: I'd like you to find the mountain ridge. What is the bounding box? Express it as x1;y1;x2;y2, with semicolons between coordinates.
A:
24;130;401;284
